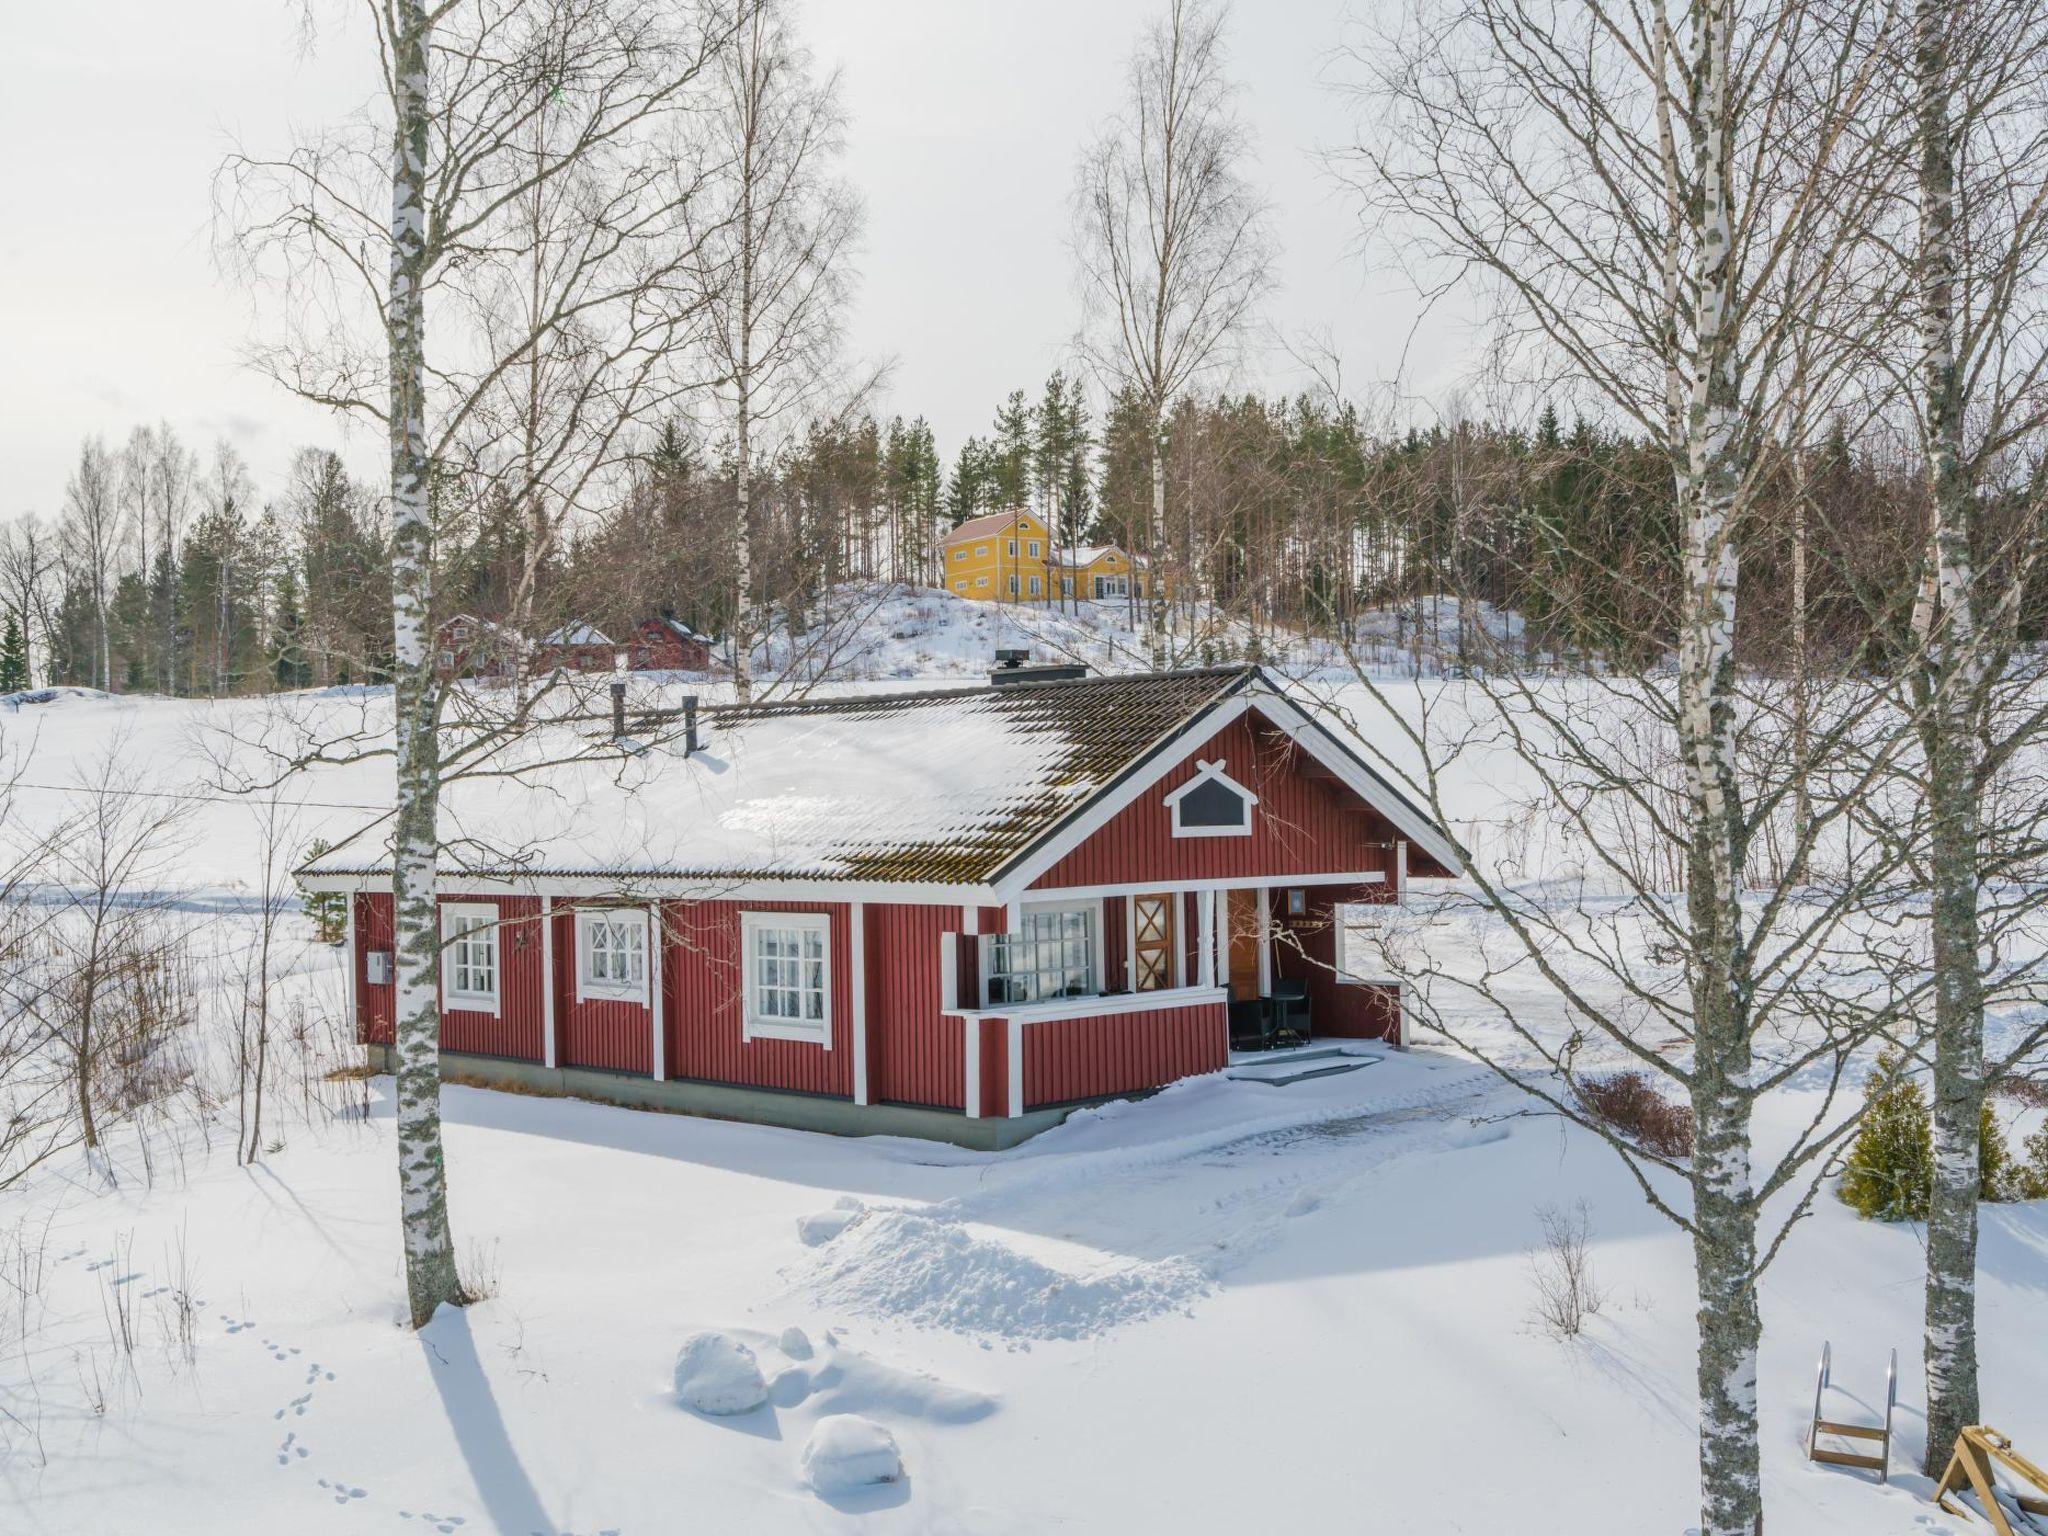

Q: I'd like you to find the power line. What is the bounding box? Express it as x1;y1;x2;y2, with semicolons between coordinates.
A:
6;780;390;813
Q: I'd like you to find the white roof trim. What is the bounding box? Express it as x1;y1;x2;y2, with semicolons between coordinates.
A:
297;870;1002;906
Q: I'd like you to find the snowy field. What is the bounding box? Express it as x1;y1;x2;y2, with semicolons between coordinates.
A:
2;601;2045;1535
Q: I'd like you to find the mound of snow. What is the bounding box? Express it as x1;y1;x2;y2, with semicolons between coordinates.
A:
793;1207;1206;1340
796;1197;866;1247
801;1415;901;1495
673;1331;768;1415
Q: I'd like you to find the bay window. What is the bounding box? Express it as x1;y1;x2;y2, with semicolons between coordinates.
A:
985;902;1098;1005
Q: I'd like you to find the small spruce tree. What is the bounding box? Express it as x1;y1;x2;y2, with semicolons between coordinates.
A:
298;839;349;944
2012;1121;2048;1203
0;614;28;693
1838;1052;1934;1221
1980;1102;2013;1203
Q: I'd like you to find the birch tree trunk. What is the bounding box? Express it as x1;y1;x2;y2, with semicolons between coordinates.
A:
1911;0;1985;1472
1149;420;1167;666
1679;8;1762;1530
386;0;463;1330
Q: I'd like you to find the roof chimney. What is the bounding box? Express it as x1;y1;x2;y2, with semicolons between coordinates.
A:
989;651;1090;687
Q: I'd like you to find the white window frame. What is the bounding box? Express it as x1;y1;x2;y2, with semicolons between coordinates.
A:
1027;540;1041;558
1061;576;1074;596
1164;758;1258;839
1333;900;1398;984
440;902;500;1014
1007;538;1018;556
975;544;989;557
577;908;649;1003
976;576;990;588
741;911;833;1045
1093;574;1128;599
954;579;969;591
952;548;967;562
982;899;1103;1007
1028;575;1042;595
1008;575;1019;595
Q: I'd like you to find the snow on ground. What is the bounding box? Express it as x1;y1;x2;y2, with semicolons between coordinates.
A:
2;602;2046;1534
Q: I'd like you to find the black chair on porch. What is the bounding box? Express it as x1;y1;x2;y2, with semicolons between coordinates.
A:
1268;979;1311;1047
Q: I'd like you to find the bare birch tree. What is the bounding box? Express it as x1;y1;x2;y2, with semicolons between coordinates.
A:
58;440;121;692
1891;0;2048;1473
687;0;859;703
221;0;730;1326
1072;0;1272;666
1333;3;1906;1530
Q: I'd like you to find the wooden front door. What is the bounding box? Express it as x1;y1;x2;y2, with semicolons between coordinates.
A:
1132;894;1176;991
1226;889;1262;999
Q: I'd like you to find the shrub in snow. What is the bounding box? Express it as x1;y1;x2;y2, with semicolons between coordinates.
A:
1838;1053;1933;1221
1980;1103;2014;1202
673;1331;768;1415
1526;1200;1604;1340
801;1414;901;1495
1576;1071;1694;1159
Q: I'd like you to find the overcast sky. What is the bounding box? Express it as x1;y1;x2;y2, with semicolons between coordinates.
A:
1;0;1465;523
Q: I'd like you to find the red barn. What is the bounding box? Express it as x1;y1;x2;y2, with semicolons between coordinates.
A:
629;615;715;671
432;614;523;680
301;665;1462;1148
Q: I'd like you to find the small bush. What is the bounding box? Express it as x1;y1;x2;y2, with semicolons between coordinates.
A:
1980;1102;2013;1202
1839;1052;1932;1221
1577;1071;1694;1159
1527;1200;1606;1340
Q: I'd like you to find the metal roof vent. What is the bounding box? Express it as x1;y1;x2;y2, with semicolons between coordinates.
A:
989;650;1089;687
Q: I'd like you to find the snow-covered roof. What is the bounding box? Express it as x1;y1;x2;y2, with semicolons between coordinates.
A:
1057;544;1146;569
300;667;1462;894
640;615;713;643
941;510;1030;544
541;623;613;647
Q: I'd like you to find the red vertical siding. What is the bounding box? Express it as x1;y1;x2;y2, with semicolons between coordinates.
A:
1101;897;1127;992
1029;711;1401;891
554;907;654;1074
436;895;544;1061
1271;882;1402;1042
1020;1002;1228;1109
354;892;395;1044
663;900;854;1096
978;1017;1008;1117
865;904;966;1110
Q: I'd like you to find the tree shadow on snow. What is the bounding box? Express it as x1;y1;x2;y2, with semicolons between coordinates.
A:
419;1307;556;1535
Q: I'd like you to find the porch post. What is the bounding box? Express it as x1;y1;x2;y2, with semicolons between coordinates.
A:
1256;888;1272;995
1196;886;1215;988
540;895;556;1068
1007;1017;1024;1117
647;902;665;1080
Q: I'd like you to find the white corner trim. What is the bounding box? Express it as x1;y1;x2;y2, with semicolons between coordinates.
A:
850;902;869;1105
963;1015;982;1118
343;892;358;1030
1006;1017;1024;1117
739;909;833;1048
648;903;666;1080
540;895;557;1068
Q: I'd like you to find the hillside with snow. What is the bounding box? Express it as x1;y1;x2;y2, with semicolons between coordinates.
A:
0;595;2043;1536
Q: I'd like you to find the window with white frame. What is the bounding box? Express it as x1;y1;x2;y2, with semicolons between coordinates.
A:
1093;574;1128;599
440;903;498;1011
953;548;967;562
1027;540;1041;557
578;909;648;1000
1007;539;1018;555
743;912;831;1043
1333;901;1392;982
985;902;1097;1005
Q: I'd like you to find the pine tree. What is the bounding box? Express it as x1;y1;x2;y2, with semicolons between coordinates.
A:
0;613;28;692
1839;1053;1935;1221
271;566;311;691
1979;1102;2012;1203
2012;1120;2048;1202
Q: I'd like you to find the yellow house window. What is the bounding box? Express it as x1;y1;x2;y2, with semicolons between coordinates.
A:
976;576;990;587
953;549;966;562
1027;541;1041;557
1008;575;1019;595
976;545;989;557
1007;540;1018;556
1029;576;1042;595
954;580;968;591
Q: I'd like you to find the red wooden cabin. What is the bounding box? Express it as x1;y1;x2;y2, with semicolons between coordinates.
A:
432;614;523;681
302;665;1462;1148
629;615;715;671
532;623;617;675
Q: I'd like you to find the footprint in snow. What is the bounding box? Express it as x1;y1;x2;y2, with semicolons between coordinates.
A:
317;1477;369;1505
399;1510;468;1533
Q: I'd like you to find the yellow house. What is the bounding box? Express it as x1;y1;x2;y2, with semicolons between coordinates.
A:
938;510;1161;604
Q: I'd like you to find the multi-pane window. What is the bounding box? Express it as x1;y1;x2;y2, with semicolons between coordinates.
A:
579;910;648;998
441;904;497;1009
1028;576;1042;595
1027;541;1041;557
743;913;831;1042
1094;575;1129;599
986;904;1096;1005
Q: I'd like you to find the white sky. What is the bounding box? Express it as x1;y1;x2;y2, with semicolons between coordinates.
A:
0;0;1468;523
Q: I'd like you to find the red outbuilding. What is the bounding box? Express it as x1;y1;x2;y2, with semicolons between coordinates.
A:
301;664;1463;1147
531;623;617;675
629;614;716;672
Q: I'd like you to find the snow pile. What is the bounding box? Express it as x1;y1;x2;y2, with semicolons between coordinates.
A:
793;1206;1208;1340
795;1197;866;1247
800;1414;902;1495
673;1331;769;1415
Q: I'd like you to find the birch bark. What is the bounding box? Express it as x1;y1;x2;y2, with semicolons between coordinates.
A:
386;0;463;1329
1678;7;1762;1531
1910;0;1985;1473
